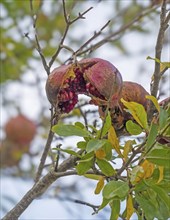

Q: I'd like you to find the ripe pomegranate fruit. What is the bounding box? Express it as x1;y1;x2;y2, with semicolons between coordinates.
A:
99;81;149;135
46;58;123;113
5;114;37;145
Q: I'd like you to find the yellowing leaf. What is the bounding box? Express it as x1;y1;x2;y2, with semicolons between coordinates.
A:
146;95;160;113
95;149;106;159
160;62;170;72
94;176;105;194
135;160;155;183
121;98;148;130
84;174;102;181
123;140;135;162
108;126;123;158
126;194;134;220
157;166;164;184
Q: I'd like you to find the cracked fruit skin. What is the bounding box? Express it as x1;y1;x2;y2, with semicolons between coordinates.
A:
99;81;149;135
46;58;123;113
5;114;36;145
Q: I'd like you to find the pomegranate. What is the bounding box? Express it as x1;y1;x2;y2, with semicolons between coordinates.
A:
99;81;149;135
46;58;123;113
5;114;37;145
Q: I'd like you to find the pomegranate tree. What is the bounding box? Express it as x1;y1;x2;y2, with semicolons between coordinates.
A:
46;58;123;113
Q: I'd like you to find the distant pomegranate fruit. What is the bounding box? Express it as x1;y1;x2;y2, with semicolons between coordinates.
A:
5;114;36;145
46;58;123;113
99;81;149;135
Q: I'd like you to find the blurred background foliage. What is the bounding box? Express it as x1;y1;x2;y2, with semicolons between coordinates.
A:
1;0;163;83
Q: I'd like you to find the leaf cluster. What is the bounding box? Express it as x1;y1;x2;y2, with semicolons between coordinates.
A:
53;96;170;220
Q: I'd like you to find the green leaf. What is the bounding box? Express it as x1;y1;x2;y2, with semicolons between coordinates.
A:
157;197;170;220
76;158;93;175
84;174;102;181
103;142;113;160
134;180;148;193
52;124;90;137
75;122;85;129
103;180;129;199
98;197;111;211
146;182;170;211
110;198;120;220
81;151;94;160
96;158;115;177
135;192;158;220
146;148;170;168
99;112;112;138
126;120;143;135
121;98;148;130
77;141;87;149
86;139;107;153
145;121;158;149
159;107;169;130
136;182;170;219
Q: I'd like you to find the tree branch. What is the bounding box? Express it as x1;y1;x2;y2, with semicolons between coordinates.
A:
151;1;169;97
29;0;49;74
149;0;170;118
66;4;159;61
2;152;82;220
48;0;93;69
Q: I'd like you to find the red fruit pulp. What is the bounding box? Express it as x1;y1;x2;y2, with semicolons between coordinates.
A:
46;58;123;113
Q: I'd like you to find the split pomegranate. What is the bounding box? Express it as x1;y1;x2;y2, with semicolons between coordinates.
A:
99;81;149;134
5;114;37;145
46;58;123;113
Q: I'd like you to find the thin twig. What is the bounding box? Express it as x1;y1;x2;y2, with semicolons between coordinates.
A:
35;129;54;182
54;144;62;171
117;141;146;176
70;7;93;24
65;5;159;61
29;0;49;74
48;1;93;69
74;199;100;214
2;150;85;220
73;20;110;58
35;107;58;182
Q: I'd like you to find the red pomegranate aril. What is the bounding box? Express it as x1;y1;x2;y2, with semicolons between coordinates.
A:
46;58;123;114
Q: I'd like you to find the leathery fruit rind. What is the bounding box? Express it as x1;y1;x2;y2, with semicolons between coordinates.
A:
45;58;123;114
